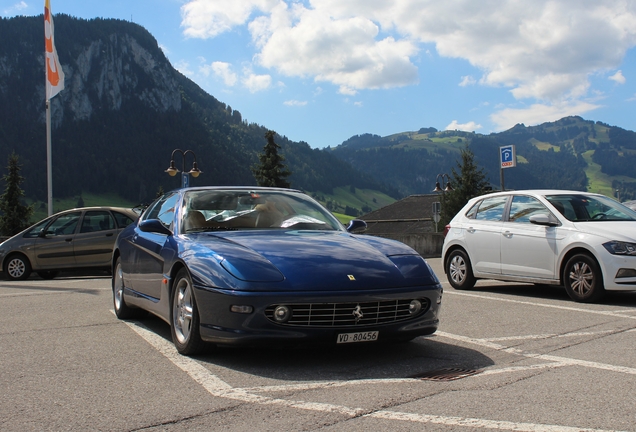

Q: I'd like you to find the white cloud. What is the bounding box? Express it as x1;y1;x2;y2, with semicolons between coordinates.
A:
284;99;307;106
201;61;238;86
445;120;482;132
181;0;636;107
182;0;419;92
490;101;600;131
174;60;194;77
181;0;279;38
3;1;27;15
609;70;626;84
338;86;358;96
459;76;476;87
242;72;272;92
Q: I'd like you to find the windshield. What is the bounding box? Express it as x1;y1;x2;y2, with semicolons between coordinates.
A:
181;190;343;233
545;194;636;222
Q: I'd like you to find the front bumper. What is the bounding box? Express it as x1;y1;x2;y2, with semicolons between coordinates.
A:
193;284;442;347
600;254;636;290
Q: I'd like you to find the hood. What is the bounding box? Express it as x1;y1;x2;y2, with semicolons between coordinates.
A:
185;230;438;292
573;221;636;242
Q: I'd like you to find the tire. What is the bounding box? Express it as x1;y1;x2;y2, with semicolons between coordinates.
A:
37;270;59;280
446;249;476;290
5;254;32;280
563;253;605;303
171;268;204;356
112;257;140;319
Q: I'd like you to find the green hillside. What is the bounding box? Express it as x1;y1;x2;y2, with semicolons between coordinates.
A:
330;117;636;201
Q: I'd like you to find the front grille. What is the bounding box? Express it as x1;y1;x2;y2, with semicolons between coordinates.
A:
265;298;430;327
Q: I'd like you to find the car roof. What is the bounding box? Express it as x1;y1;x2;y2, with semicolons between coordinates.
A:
474;189;603;198
53;206;138;216
175;186;304;193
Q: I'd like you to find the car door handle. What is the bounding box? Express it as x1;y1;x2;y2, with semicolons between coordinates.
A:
106;233;114;237
467;227;476;233
65;238;73;242
503;231;513;238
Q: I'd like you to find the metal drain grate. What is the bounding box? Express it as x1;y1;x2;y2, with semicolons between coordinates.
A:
410;368;481;381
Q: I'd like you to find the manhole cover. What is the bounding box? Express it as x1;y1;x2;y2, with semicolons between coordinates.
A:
410;367;481;381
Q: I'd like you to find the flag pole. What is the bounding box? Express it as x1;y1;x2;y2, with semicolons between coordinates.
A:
45;0;64;216
46;99;53;216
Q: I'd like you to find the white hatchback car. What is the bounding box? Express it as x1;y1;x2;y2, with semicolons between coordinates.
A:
442;190;636;302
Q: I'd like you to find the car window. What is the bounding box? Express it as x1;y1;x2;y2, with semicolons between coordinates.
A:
23;218;53;238
44;212;81;236
474;196;508;221
546;194;636;222
508;196;548;223
112;211;136;228
465;202;479;219
113;211;136;228
145;193;179;229
80;211;115;233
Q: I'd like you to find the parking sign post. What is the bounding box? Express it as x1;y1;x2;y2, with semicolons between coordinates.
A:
499;145;516;191
432;201;441;232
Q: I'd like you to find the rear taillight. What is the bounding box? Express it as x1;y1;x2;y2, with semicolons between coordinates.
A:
443;224;451;238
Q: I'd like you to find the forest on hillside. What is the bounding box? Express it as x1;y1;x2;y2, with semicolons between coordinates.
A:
0;15;396;205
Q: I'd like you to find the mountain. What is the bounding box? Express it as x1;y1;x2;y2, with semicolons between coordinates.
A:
2;15;635;213
0;15;397;206
328;117;636;201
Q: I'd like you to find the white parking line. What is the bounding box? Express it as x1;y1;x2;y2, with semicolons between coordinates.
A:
0;290;69;297
445;290;636;320
117;316;624;431
483;330;616;342
436;331;636;375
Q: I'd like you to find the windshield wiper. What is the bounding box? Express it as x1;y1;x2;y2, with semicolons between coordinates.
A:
186;226;239;232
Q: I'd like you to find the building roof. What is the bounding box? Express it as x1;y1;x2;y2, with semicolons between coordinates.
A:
360;194;443;235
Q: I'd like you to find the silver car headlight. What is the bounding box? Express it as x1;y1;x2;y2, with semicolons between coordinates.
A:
603;241;636;256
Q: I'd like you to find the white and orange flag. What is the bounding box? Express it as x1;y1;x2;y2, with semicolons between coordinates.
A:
44;0;65;100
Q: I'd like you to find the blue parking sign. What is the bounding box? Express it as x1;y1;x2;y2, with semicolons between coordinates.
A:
500;145;516;169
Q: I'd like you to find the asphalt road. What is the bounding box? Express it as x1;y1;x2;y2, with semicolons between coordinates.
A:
2;259;636;431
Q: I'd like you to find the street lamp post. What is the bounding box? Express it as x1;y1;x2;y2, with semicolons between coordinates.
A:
165;149;202;188
432;173;453;232
433;173;453;194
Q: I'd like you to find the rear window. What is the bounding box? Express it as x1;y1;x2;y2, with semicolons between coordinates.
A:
473;196;508;221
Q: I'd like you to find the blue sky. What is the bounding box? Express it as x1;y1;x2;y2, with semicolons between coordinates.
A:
4;0;636;148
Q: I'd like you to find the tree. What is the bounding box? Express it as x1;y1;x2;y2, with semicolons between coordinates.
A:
252;130;292;188
0;152;34;236
440;147;491;226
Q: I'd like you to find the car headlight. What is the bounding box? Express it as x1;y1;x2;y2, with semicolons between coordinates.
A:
603;241;636;256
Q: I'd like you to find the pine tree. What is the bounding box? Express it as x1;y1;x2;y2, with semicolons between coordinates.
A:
440;147;491;226
252;130;292;188
0;152;34;236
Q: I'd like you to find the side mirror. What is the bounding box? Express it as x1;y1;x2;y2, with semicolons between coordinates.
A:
346;219;367;234
39;229;54;238
529;213;559;227
138;219;172;236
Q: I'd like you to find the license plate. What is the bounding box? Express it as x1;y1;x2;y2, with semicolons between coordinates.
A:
336;331;379;344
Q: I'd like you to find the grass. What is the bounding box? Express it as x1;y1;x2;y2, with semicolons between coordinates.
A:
580;150;627;198
310;186;396;220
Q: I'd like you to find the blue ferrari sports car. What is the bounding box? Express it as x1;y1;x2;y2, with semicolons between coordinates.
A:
112;187;442;355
